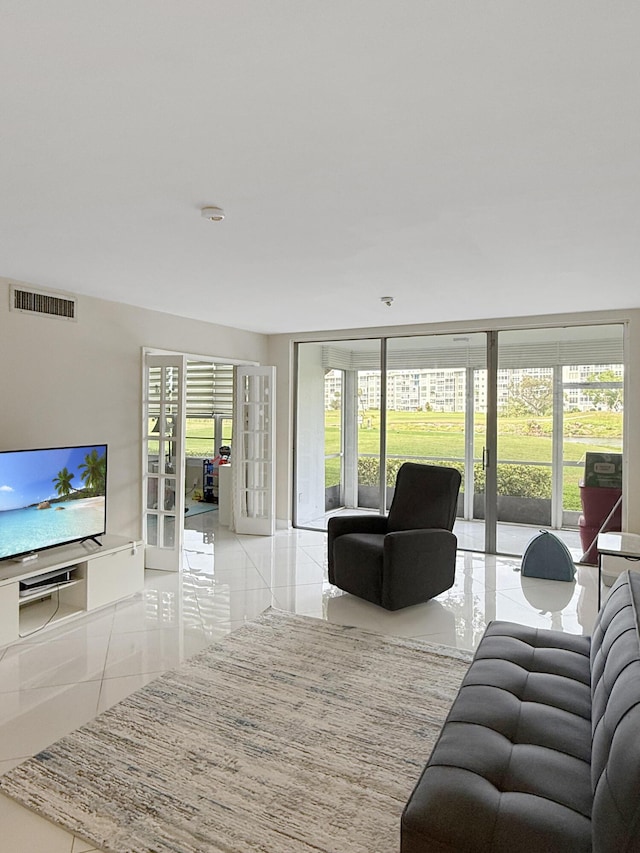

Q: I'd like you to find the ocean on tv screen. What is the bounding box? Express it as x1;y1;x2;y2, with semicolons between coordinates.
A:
0;445;107;560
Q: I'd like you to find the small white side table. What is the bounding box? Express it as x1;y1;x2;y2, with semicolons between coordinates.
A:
597;532;640;609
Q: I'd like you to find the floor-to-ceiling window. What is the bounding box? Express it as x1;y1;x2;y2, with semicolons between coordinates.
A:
295;339;381;528
385;333;487;550
294;323;624;557
495;325;624;555
294;334;487;539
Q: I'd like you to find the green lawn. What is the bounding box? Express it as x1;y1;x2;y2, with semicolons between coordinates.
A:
147;418;233;458
324;409;622;510
182;419;227;457
177;412;621;511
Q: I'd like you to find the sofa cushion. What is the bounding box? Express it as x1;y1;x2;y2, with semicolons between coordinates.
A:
401;621;592;853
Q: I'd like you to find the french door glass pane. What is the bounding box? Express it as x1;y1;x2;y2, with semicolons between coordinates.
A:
163;367;179;401
147;441;159;472
146;513;157;546
147;477;158;510
163;515;175;548
164;478;176;511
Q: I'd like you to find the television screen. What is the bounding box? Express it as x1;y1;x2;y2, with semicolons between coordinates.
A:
0;445;107;561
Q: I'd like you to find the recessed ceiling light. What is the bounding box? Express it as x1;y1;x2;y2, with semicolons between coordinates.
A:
201;206;225;221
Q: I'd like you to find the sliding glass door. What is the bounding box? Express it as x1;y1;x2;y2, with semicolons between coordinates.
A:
496;325;624;556
294;334;487;545
385;334;487;551
295;339;381;529
294;322;624;558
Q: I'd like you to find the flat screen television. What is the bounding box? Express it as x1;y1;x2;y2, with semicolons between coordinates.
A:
0;444;107;561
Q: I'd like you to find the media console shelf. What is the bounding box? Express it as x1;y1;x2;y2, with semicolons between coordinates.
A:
0;534;144;646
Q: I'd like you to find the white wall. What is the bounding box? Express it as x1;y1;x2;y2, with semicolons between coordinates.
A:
268;334;294;529
0;278;268;541
268;308;640;535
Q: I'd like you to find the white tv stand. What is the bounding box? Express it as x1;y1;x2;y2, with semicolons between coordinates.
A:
0;535;144;646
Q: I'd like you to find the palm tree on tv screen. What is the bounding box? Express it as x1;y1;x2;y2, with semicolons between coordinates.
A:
79;449;106;496
53;467;75;498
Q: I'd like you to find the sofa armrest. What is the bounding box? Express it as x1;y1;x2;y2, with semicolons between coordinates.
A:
381;529;456;610
327;514;389;580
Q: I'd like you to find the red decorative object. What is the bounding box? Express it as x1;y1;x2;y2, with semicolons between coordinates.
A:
579;484;622;564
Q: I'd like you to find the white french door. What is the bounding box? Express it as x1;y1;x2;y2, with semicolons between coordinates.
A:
233;365;276;535
143;354;186;570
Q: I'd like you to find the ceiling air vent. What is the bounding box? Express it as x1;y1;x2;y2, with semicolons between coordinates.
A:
9;285;77;321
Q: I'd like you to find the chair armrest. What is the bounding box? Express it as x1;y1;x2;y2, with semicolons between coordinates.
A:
382;529;457;610
327;514;389;579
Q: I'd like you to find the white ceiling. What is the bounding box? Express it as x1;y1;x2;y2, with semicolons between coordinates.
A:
1;2;639;336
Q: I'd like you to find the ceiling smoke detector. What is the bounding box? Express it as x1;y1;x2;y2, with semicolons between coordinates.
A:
380;296;394;307
201;206;225;221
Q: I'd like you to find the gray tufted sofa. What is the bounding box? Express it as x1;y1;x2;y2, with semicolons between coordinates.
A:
401;570;640;852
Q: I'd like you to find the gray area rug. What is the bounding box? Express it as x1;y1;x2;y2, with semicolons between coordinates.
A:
0;609;472;853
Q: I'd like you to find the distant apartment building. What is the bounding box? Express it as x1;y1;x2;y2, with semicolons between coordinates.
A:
324;365;623;413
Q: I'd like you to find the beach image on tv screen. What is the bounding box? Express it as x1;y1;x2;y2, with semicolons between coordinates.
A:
0;445;107;560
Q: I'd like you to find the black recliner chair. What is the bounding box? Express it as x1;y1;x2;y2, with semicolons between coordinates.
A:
327;463;461;611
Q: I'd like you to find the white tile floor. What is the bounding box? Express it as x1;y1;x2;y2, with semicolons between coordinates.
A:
0;510;603;852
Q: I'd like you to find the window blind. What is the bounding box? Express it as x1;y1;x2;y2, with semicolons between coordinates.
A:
186;362;234;418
